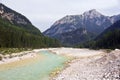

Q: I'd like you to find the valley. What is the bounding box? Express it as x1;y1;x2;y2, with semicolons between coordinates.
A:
0;1;120;80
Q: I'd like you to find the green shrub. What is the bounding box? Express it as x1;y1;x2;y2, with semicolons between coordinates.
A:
0;56;2;60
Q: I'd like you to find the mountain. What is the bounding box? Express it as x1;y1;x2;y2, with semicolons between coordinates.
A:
44;9;120;46
0;3;41;35
0;3;60;48
55;28;96;46
78;20;120;49
94;20;120;49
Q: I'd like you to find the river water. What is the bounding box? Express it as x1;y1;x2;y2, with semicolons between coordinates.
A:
0;51;68;80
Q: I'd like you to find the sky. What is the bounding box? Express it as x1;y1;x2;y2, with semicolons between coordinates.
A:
1;0;120;32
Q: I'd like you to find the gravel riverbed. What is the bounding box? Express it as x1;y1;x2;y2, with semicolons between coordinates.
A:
51;48;120;80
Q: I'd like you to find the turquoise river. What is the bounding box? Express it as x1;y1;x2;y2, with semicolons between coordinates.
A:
0;51;68;80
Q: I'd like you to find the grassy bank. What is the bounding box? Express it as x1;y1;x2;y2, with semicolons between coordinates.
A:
0;48;32;61
0;48;32;55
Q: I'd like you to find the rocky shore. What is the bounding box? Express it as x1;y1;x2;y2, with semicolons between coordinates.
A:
51;48;120;80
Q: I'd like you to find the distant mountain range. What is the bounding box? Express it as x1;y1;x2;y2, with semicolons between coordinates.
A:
43;9;120;46
0;3;60;48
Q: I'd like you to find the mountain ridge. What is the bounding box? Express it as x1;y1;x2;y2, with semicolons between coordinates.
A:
0;3;41;35
44;9;120;46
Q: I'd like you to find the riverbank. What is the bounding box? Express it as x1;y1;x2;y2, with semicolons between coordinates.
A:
0;48;69;80
52;48;120;80
49;48;104;58
0;50;38;65
0;48;119;80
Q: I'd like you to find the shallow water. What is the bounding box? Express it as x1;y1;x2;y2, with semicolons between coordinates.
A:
0;51;68;80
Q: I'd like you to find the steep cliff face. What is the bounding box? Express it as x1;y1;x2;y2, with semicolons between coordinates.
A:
44;9;120;46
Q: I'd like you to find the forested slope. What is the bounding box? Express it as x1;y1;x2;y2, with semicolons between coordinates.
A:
0;3;60;48
77;20;120;49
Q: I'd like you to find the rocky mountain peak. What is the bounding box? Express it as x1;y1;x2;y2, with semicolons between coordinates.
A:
83;9;103;18
44;9;120;46
53;9;104;27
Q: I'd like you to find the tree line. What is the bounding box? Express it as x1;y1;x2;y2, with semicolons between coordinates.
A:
0;18;61;48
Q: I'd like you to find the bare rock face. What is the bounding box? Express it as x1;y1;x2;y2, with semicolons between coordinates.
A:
0;5;4;14
0;3;31;25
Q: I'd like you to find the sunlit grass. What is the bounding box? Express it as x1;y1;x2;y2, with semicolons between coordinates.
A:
0;48;32;55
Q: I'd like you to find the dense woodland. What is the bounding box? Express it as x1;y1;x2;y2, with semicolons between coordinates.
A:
0;18;61;48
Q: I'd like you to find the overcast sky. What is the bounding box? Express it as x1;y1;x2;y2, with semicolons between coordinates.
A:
1;0;120;32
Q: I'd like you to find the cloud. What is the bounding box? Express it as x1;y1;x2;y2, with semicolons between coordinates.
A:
1;0;119;32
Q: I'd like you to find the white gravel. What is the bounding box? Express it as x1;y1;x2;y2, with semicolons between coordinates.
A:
51;48;120;80
49;48;103;57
